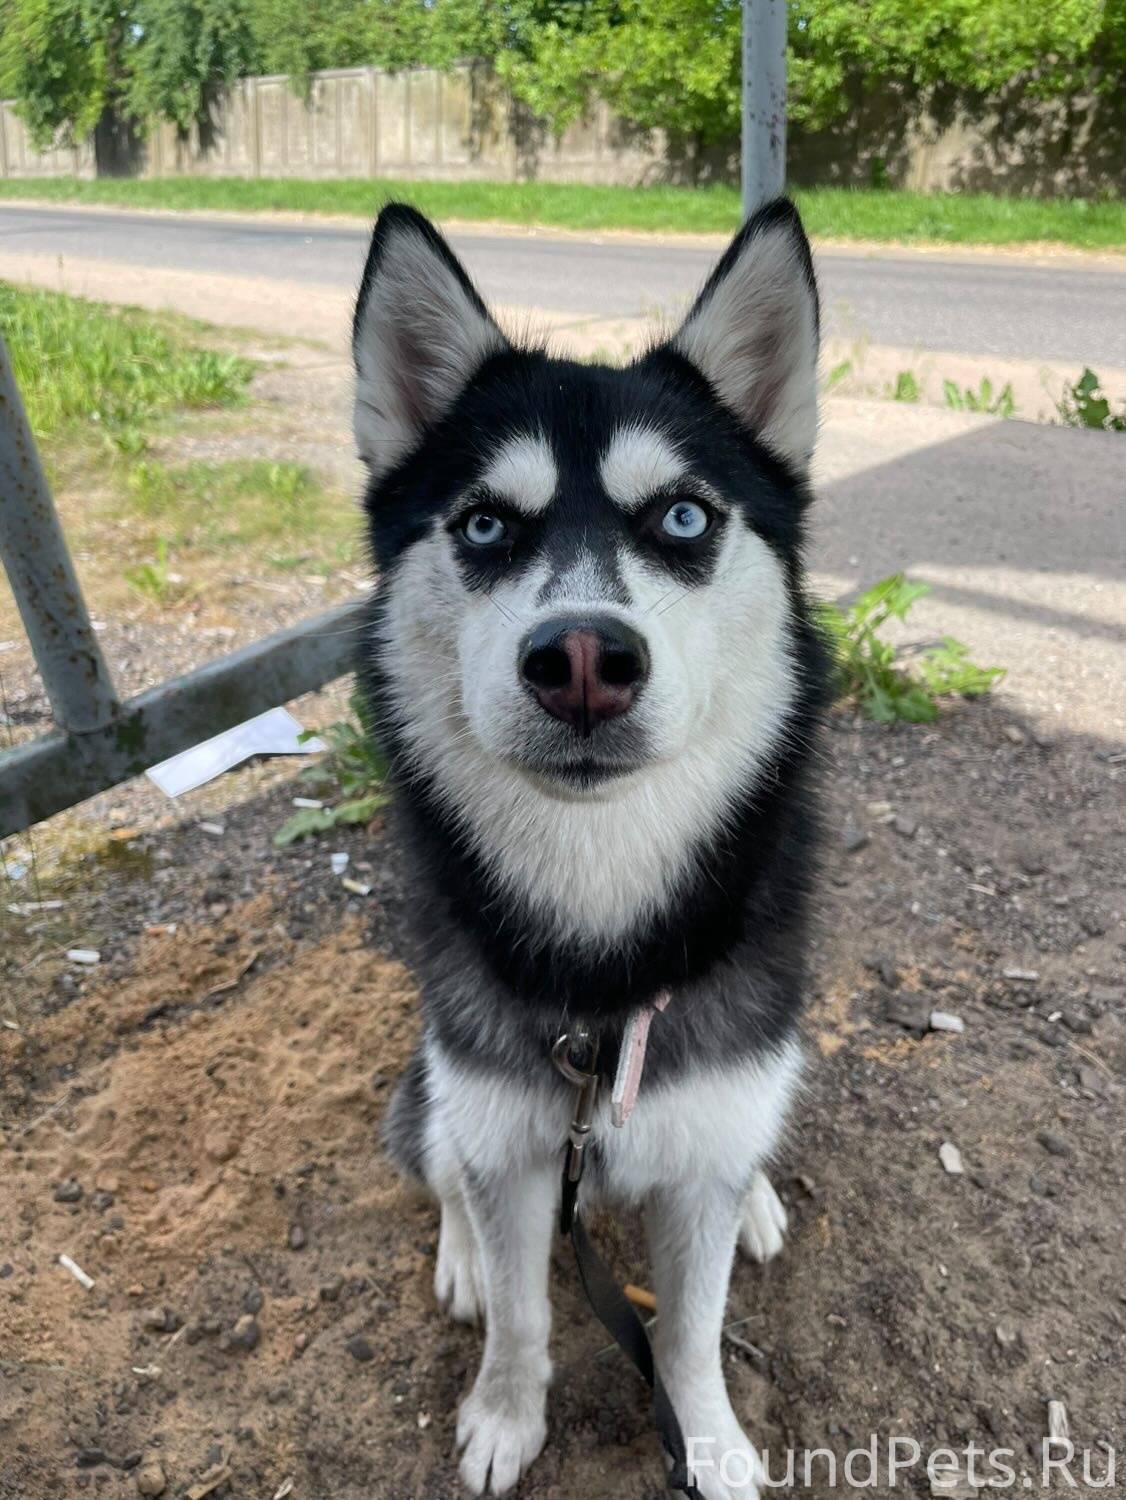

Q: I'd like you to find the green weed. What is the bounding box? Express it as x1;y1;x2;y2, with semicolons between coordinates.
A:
1055;368;1126;432
123;538;181;604
943;377;1016;418
819;573;1004;723
274;691;391;846
888;370;920;403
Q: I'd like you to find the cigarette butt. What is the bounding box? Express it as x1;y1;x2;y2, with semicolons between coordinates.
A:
624;1283;657;1313
58;1254;95;1290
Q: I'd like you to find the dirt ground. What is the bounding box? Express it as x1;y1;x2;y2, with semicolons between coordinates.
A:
1;694;1123;1500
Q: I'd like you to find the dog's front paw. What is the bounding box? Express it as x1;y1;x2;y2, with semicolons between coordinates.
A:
737;1171;787;1264
682;1424;762;1500
457;1374;548;1495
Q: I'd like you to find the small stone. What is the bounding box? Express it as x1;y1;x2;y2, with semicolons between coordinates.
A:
930;1011;965;1034
1060;1011;1092;1035
939;1142;964;1176
319;1276;345;1304
53;1178;83;1204
120;1453;142;1472
1003;724;1026;745
288;1223;306;1251
885;992;931;1033
995;1324;1019;1350
229;1314;260;1351
76;1449;107;1469
893;815;918;839
243;1287;264;1315
134;1459;166;1497
91;1191;115;1213
0;1263;12;1279
141;1306;182;1334
345;1334;375;1363
1036;1129;1071;1159
842;824;870;854
204;1129;238;1163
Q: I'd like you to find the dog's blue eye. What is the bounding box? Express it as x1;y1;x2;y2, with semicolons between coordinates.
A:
463;512;507;546
661;500;710;540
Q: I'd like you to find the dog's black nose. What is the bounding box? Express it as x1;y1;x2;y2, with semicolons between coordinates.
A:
519;616;649;737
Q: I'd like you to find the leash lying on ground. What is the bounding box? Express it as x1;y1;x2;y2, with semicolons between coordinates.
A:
553;1009;706;1500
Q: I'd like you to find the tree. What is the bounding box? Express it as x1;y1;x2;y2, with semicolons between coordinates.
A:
128;0;257;132
0;0;132;148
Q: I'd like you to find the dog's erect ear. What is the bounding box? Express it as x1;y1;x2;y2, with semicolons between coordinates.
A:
668;198;820;473
352;203;509;477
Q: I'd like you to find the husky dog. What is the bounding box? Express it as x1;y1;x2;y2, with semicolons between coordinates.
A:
353;200;826;1499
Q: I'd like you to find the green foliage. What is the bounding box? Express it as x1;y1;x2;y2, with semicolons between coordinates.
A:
888;370;920;402
1055;368;1126;432
819;573;1004;723
244;0;437;78
943;377;1016;417
787;0;1106;132
2;0;1119;149
0;282;252;441
128;0;257;132
824;358;854;393
0;0;128;146
274;692;391;845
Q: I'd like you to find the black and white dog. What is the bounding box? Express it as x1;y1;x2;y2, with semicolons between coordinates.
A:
352;200;827;1499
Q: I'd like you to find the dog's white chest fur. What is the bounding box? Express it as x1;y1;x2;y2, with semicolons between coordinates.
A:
425;1036;801;1200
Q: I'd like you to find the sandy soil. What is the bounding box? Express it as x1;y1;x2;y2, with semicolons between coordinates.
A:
2;699;1122;1500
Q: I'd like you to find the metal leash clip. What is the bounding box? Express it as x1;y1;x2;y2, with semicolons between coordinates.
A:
552;1021;599;1185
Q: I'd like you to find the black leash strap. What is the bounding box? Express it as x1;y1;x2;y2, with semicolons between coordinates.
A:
560;1168;704;1499
553;1023;704;1500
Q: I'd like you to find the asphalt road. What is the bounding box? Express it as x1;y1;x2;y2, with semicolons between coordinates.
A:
2;203;1124;367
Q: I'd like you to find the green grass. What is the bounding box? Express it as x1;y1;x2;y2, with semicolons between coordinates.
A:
0;281;253;442
0;176;1122;249
121;457;354;559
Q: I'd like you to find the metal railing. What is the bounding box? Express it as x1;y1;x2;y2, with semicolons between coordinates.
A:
0;337;361;838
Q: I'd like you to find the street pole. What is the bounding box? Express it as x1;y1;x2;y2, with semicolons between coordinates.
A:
741;0;787;217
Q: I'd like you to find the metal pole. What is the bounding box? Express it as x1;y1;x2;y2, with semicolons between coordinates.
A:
741;0;787;216
0;337;121;733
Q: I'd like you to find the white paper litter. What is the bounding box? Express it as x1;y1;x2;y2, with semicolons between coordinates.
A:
145;707;325;798
330;852;350;876
293;797;324;809
8;900;66;916
66;948;101;965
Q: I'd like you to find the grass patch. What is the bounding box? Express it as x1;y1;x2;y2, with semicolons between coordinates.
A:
0;282;253;445
119;457;356;563
0;176;1123;250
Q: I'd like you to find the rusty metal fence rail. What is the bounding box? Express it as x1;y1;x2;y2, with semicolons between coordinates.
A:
0;337;361;839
